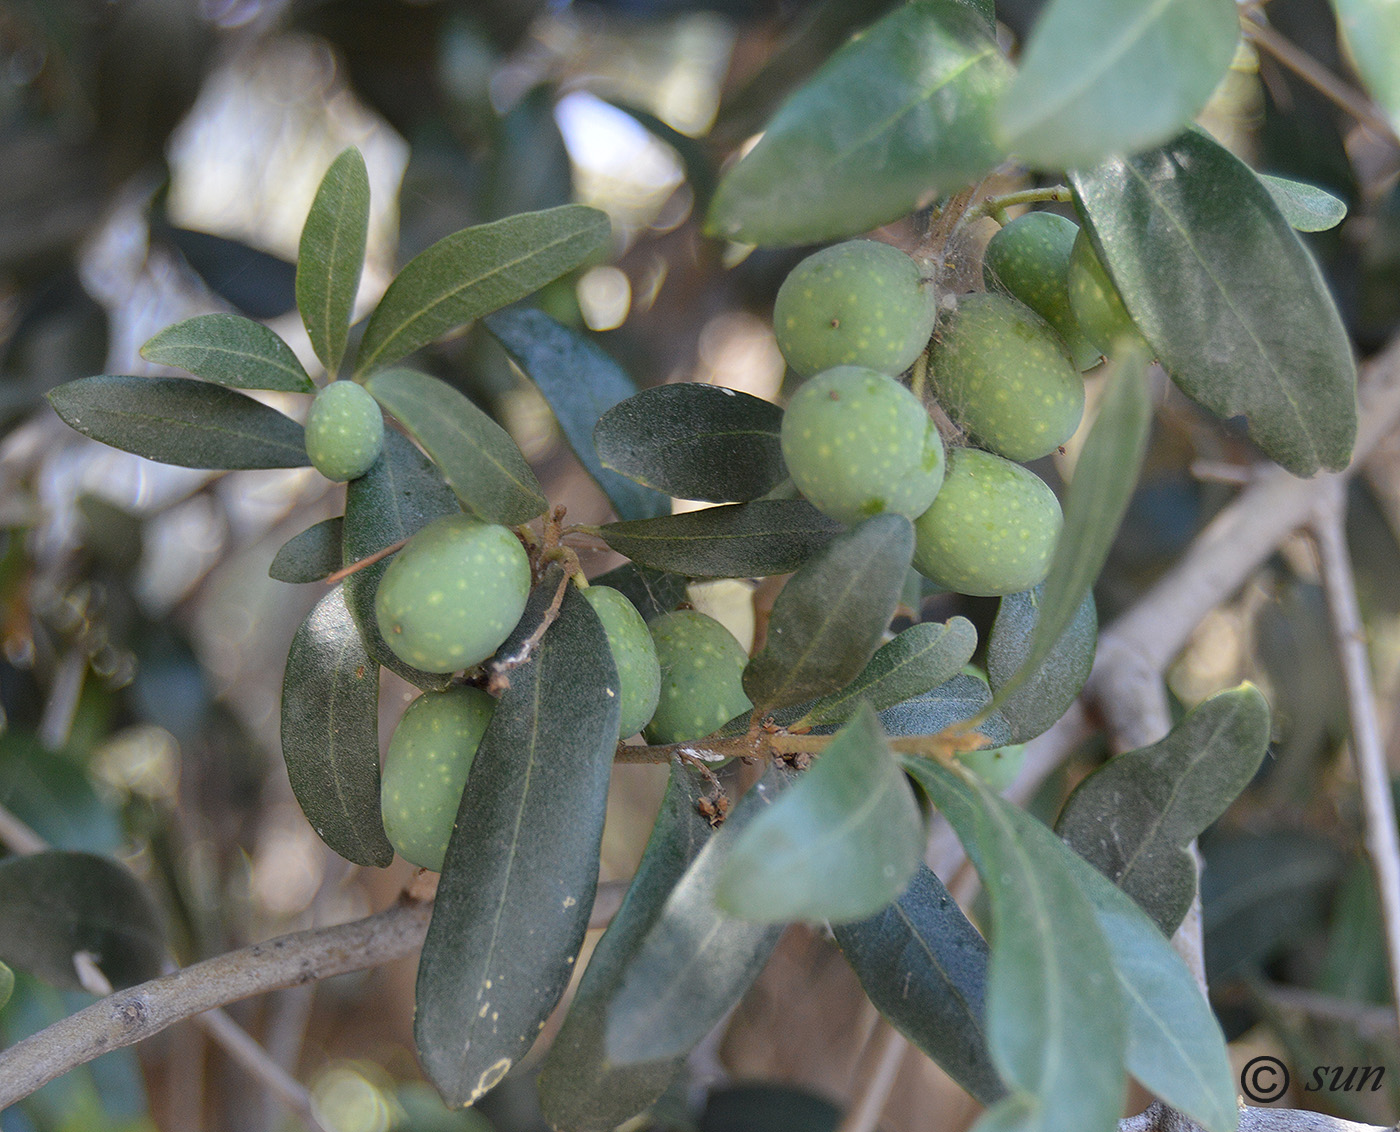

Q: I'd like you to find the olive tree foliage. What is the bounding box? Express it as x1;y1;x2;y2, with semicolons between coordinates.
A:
1;0;1398;1129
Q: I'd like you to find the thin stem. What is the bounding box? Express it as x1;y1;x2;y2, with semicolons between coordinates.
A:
1243;16;1397;142
1312;487;1400;1035
194;1010;330;1132
0;801;47;855
966;185;1072;224
836;1017;908;1132
324;537;407;585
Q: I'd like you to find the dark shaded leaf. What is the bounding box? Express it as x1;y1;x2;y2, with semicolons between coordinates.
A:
1071;130;1357;475
1056;685;1271;935
716;705;922;923
594;383;786;504
599;500;844;579
0;851;165;991
1257;172;1348;232
415;580;620;1106
834;865;1003;1105
485;307;668;520
743;515;912;711
356;205;610;375
279;586;392;868
342;428;460;691
365;368;546;526
998;0;1239;170
297;146;371;375
794;616;978;730
48;375;309;469
990;345;1149;715
605;764;794;1065
589;563;689;622
699;1084;843;1132
706;0;1011;245
269;517;344;584
538;764;712;1131
986;587;1096;744
163;226;297;320
880;672;1014;750
139;314;312;392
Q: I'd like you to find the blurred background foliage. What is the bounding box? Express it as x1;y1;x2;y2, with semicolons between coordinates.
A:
0;0;1399;1129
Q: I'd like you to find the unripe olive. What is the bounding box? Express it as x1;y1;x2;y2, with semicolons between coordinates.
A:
774;240;936;377
929;293;1084;462
958;743;1027;791
1067;229;1150;356
304;380;384;481
912;447;1061;597
381;686;495;871
982;212;1101;370
644;610;752;745
780;366;944;525
583;585;661;739
374;515;530;674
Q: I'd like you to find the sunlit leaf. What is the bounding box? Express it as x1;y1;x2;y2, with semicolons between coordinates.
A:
986;587;1096;744
140;314;312;393
1257;172;1348;232
297;146;371;375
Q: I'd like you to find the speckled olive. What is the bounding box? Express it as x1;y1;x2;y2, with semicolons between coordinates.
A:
304;380;384;481
381;686;495;871
781;366;944;526
929;293;1084;462
912;447;1061;596
1067;229;1150;356
374;515;530;674
644;610;752;745
583;584;661;739
774;240;936;378
982;212;1100;370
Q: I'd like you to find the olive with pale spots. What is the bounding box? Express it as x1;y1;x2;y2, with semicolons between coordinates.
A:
1067;228;1151;356
304;379;385;481
643;610;752;745
929;293;1084;463
381;686;495;870
958;742;1027;791
374;514;530;674
982;212;1101;371
780;366;944;525
583;584;661;739
912;447;1061;596
774;240;936;378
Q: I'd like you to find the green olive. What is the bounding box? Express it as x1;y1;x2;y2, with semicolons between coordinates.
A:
644;610;752;745
583;585;661;739
304;380;384;481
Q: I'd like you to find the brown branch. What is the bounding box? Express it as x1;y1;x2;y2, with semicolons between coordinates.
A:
324;537;407;586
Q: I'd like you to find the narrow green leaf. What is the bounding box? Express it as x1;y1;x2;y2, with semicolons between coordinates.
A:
140;314;313;393
991;345;1149;715
342;428;460;691
355;205;610;375
605;764;794;1065
0;851;166;991
833;865;1003;1106
269;517;343;583
365;368;547;526
706;0;1012;246
903;760;1124;1132
594;383;787;504
998;0;1239;170
716;704;923;924
743;515;913;711
1071;130;1358;475
1257;172;1348;232
48;375;310;469
298;147;371;375
986;587;1096;744
538;764;713;1132
1056;684;1271;935
795;617;978;730
484;308;668;521
1331;0;1400;137
279;585;392;868
415;579;620;1107
599;500;844;578
881;672;1015;749
0;960;12;1011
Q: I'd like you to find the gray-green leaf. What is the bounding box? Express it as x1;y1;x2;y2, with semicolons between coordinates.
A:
269;517;343;584
297;146;371;375
1257;172;1348;232
881;671;1014;750
355;205;610;375
715;704;923;924
140;314;313;393
280;586;392;868
1330;0;1400;137
987;587;1096;744
365;368;547;526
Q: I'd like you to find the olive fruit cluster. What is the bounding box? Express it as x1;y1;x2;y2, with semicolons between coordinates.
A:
773;223;1145;597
